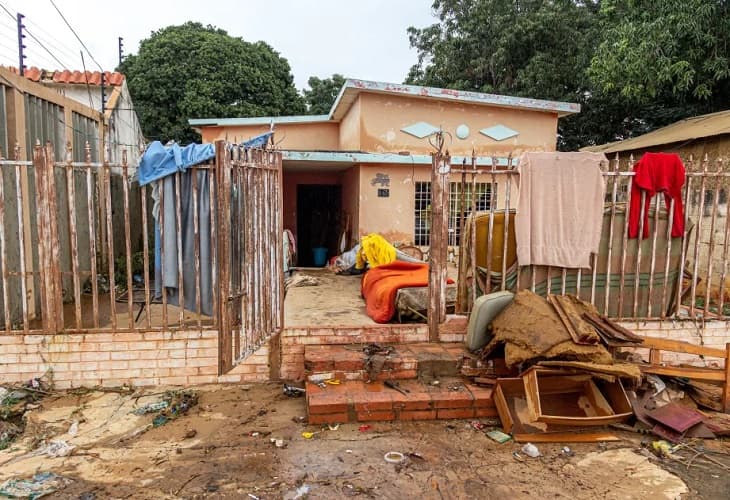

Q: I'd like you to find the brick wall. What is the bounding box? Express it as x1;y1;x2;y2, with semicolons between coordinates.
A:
0;330;270;389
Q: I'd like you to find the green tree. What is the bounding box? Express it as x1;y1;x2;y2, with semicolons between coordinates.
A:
407;0;602;150
303;74;346;114
587;0;730;135
119;22;305;143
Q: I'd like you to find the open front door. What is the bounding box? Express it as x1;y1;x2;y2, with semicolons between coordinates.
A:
215;142;284;374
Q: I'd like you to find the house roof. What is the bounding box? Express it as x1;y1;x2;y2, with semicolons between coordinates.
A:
329;79;580;120
583;109;730;154
6;66;125;86
189;114;330;127
189;78;580;127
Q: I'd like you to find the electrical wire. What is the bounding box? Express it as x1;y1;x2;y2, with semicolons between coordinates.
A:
24;27;74;69
48;0;103;71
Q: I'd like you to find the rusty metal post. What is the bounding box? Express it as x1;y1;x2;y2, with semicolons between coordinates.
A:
428;150;450;342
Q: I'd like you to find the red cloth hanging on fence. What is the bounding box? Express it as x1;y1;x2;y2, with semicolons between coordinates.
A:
628;152;685;239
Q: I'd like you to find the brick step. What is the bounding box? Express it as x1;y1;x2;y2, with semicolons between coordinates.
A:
306;377;496;424
304;342;465;382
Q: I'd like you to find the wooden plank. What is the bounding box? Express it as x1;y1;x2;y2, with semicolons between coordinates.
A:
512;432;621;443
639;365;726;382
638;336;727;358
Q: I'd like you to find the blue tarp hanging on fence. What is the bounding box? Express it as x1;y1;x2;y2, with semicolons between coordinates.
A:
242;131;273;149
138;141;215;186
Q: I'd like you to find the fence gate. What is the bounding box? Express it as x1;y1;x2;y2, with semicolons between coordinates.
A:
215;142;284;374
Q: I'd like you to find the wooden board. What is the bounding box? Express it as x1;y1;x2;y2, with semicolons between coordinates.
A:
512;432;621;443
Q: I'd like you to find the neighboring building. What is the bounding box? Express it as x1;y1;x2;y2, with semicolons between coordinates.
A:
191;79;579;265
7;66;145;166
583;109;730;163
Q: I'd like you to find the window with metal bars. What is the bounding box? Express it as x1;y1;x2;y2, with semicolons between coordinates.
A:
414;181;495;246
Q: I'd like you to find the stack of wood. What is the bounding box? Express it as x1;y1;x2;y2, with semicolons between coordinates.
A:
581;312;644;347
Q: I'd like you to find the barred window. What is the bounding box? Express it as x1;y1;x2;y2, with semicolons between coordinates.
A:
414;181;495;246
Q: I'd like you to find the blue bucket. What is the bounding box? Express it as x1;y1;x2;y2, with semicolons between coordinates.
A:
312;247;328;267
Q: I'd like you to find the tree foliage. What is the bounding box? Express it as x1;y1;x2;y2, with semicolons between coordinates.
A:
119;22;305;143
303;74;346;114
407;0;730;150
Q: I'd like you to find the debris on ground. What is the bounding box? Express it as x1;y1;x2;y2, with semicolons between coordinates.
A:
1;377;52;451
0;472;70;499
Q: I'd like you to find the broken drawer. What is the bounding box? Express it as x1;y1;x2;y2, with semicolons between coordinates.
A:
522;367;633;426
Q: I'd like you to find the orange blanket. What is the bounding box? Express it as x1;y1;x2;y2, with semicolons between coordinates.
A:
361;261;453;323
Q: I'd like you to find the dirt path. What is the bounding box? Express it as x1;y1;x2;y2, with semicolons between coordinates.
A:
1;384;728;499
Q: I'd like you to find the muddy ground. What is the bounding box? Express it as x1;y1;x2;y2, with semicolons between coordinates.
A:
1;383;728;499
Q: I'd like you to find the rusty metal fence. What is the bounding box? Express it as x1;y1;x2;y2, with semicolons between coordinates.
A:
427;152;730;326
0;140;282;369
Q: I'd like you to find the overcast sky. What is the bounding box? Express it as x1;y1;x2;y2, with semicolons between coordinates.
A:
0;0;437;90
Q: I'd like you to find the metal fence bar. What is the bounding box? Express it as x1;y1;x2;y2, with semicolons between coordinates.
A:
646;194;661;318
703;159;723;317
65;145;82;329
85;157;99;329
690;156;710;317
501;160;512;291
618;159;635;317
660;198;676;319
140;184;152;330
159;174;168;328
603;155;620;315
174;171;184;327
676;162;694;316
192;170;202;332
122;150;134;329
104;160;116;331
17;150;29;333
0;154;10;332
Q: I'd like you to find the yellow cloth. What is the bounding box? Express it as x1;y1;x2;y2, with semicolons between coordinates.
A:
355;233;397;269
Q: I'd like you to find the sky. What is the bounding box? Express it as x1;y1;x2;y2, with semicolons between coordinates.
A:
0;0;437;90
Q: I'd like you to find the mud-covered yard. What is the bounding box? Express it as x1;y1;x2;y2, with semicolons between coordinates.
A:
1;383;728;499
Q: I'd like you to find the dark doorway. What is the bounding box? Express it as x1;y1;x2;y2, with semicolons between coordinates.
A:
296;184;342;267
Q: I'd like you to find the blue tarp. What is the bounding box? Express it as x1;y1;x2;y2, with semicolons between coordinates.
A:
138;141;215;186
242;131;273;149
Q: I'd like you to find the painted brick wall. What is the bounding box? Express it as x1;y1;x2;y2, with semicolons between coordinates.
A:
0;330;270;389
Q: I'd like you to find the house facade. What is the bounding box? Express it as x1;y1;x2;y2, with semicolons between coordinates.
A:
191;79;579;265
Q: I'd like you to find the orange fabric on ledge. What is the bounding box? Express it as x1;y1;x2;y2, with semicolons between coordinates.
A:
361;261;453;323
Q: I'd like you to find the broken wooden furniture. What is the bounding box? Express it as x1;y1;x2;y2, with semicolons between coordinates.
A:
632;336;730;413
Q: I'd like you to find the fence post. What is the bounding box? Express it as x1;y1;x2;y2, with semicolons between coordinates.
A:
32;142;62;333
215;140;233;374
428;151;450;341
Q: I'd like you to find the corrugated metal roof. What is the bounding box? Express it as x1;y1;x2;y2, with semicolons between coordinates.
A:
6;66;125;86
583;109;730;154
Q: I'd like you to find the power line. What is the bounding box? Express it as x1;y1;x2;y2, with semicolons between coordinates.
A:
48;0;102;71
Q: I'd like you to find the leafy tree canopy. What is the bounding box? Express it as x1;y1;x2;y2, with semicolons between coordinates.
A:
303;74;346;115
407;0;730;150
119;22;305;144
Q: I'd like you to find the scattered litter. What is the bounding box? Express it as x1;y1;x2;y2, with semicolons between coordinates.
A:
184;429;197;439
406;452;425;461
521;443;541;458
43;440;75;458
384;451;406;464
651;440;676;457
431;380;440;386
345;449;353;454
325;379;341;385
0;472;70;499
301;432;316;440
561;446;574;457
67;420;79;436
283;384;306;397
285;273;321;289
470;420;486;431
512;451;525;462
327;423;340;431
486;430;512;443
274;439;285;448
358;425;371;432
291;416;306;423
133;401;169;415
292;484;310;499
308;373;335;383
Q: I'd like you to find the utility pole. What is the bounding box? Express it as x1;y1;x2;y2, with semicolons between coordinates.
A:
16;13;26;76
117;37;124;66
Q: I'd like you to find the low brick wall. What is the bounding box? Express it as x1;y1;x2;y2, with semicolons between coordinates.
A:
1;319;727;388
0;330;270;389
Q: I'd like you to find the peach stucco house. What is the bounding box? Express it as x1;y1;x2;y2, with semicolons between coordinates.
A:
190;79;579;266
